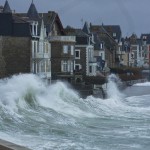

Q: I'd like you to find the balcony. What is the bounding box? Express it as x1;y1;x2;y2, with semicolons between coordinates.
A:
89;58;97;65
33;52;50;59
49;36;76;42
37;72;51;78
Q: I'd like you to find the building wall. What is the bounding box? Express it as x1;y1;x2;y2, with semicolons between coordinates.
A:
122;53;129;66
75;46;87;77
51;41;75;77
0;56;5;78
0;36;6;78
2;36;31;77
105;49;114;68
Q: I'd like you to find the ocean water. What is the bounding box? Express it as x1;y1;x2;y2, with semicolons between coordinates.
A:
0;74;150;150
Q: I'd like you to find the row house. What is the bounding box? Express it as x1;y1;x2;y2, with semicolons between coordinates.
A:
18;1;51;83
119;38;130;66
65;24;96;83
90;24;117;70
140;34;150;68
122;34;148;68
93;33;105;72
0;0;52;82
39;11;76;82
102;25;122;67
49;35;76;82
128;34;142;67
0;1;31;78
82;22;105;74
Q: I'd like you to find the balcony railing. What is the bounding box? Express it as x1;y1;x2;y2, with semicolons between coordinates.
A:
89;58;97;64
37;72;51;78
49;36;76;42
33;52;50;59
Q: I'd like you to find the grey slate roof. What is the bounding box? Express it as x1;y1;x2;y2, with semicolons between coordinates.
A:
90;25;117;50
93;33;102;50
0;13;30;37
103;25;122;42
65;28;89;37
39;12;57;34
64;28;90;45
39;12;64;35
3;0;11;13
27;2;39;21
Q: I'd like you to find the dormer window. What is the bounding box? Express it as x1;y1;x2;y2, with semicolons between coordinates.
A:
63;45;68;54
143;36;147;40
100;43;103;49
30;22;38;36
113;33;116;37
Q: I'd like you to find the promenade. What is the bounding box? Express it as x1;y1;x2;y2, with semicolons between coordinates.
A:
0;139;31;150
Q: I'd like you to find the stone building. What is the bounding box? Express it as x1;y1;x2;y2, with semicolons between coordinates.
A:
0;0;31;78
15;1;52;83
26;2;51;83
90;24;117;69
65;24;96;83
0;36;6;78
43;11;76;81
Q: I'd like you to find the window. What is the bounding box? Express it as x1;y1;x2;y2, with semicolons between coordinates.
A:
89;66;92;73
71;45;74;55
63;45;68;54
143;36;147;40
31;22;38;36
113;33;116;37
44;42;49;53
75;50;80;59
100;43;103;49
70;61;73;73
33;41;37;53
41;61;45;72
34;25;36;36
61;60;68;72
75;64;80;71
39;42;43;53
46;59;50;72
88;48;93;62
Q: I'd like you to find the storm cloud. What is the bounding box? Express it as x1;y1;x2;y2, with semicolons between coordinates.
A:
1;0;150;36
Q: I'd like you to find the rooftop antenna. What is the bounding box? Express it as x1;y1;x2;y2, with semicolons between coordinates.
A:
81;18;84;27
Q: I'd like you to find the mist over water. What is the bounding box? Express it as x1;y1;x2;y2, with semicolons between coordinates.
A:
0;74;150;150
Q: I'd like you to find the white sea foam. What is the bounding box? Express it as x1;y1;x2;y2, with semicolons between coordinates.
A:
0;74;150;149
133;81;150;86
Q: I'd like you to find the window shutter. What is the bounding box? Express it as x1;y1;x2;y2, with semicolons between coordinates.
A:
61;60;64;72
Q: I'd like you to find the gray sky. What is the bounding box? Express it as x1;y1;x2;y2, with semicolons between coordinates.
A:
1;0;150;37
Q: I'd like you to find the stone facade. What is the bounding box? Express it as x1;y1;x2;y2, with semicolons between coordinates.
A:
0;36;6;78
50;38;76;81
2;36;31;77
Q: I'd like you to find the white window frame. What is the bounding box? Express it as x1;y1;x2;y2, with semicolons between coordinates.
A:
61;60;68;72
75;64;81;71
100;43;103;49
75;49;80;59
113;33;116;37
89;65;92;73
63;45;68;54
71;45;74;55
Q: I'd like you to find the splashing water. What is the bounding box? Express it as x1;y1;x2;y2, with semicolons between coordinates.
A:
0;74;150;150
